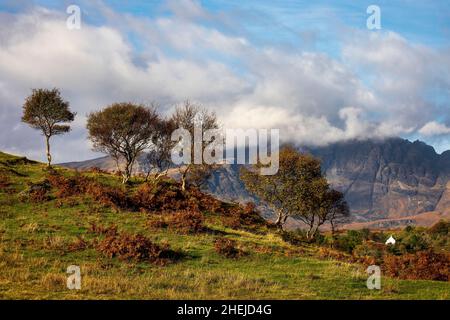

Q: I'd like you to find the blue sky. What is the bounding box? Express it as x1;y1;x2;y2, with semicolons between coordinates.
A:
0;0;449;161
16;0;448;45
4;1;448;48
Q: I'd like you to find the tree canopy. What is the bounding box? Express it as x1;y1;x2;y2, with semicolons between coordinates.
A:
21;88;76;166
241;145;349;238
86;102;159;184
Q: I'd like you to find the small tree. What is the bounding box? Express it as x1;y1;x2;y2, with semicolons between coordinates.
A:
292;185;350;239
86;103;159;184
170;101;219;191
21;88;76;166
143;118;176;182
241;145;349;238
326;189;350;236
241;145;318;229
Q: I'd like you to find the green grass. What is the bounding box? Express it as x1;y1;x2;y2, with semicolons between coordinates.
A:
0;151;449;300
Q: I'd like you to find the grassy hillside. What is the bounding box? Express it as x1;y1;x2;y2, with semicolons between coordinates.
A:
0;151;448;299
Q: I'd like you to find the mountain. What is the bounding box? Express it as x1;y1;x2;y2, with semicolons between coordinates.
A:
61;137;450;228
307;138;450;228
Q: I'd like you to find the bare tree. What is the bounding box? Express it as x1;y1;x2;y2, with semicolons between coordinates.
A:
170;101;219;191
143;118;176;182
86;103;159;184
21;88;76;166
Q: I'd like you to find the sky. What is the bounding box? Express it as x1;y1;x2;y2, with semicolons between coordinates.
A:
0;0;449;162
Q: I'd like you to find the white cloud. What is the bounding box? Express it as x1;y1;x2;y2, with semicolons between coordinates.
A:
0;4;449;162
342;31;450;128
419;121;450;136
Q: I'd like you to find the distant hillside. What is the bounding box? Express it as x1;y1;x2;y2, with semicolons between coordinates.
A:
60;138;450;228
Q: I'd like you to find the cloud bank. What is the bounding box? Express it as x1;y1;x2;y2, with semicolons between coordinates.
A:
0;1;449;162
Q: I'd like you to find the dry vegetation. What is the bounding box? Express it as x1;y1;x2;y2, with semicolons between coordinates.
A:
0;151;449;299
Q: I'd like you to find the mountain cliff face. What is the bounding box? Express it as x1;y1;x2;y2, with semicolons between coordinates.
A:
61;138;450;228
308;138;450;223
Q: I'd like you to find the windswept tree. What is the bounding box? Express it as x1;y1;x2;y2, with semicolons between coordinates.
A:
86;103;159;184
240;145;317;229
21;88;76;166
294;182;349;239
326;189;350;236
170;101;219;191
143;118;177;182
241;145;349;238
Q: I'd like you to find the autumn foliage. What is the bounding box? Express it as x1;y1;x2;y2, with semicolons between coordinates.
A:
383;250;450;281
214;238;243;258
94;227;180;264
46;172;131;209
168;210;205;234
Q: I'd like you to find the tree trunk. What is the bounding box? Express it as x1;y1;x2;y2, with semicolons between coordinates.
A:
306;225;316;241
331;220;336;237
274;210;285;230
122;172;130;184
45;135;52;167
181;175;186;191
180;165;190;191
122;162;131;184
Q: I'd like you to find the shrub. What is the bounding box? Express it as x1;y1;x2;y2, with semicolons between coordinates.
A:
134;181;188;212
353;241;385;264
187;187;223;213
367;230;388;243
5;156;36;166
395;229;430;254
317;247;352;262
89;222;118;237
168;210;205;234
87;183;130;210
134;181;226;214
47;173;88;198
147;216;169;230
133;182;156;210
332;230;365;253
427;220;450;250
360;228;371;240
96;231;180;264
214;238;243;258
280;231;305;245
30;187;50;202
221;202;266;230
47;173;131;210
383;250;450;281
428;220;449;237
0;174;10;189
22;180;51;202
